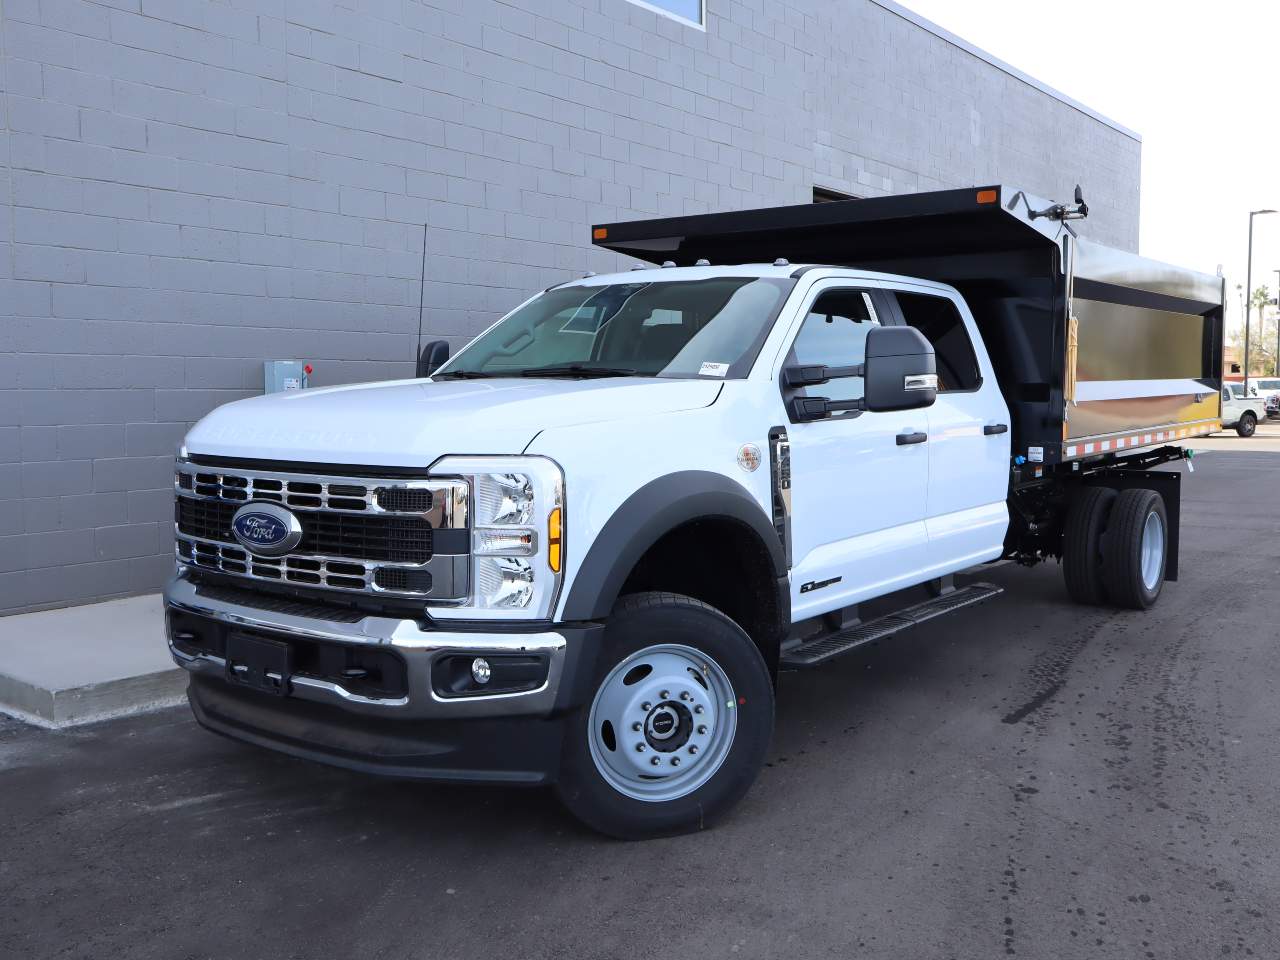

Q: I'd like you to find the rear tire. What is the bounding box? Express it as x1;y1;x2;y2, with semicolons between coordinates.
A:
1062;486;1117;605
1237;412;1257;437
555;592;774;840
1101;488;1168;609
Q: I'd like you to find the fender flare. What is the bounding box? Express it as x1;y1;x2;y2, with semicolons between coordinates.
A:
560;470;787;622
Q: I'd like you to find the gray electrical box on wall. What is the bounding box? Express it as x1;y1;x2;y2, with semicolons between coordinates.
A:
264;360;312;394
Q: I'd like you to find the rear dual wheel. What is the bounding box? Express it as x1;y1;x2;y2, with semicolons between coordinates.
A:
1062;486;1168;610
1102;488;1168;609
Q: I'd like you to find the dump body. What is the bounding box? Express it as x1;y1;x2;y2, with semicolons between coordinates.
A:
592;185;1225;469
1065;239;1223;455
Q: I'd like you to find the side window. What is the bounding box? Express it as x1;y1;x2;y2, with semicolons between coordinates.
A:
895;292;982;391
789;289;879;403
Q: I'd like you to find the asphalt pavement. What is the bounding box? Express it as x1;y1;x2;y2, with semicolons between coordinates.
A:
3;443;1279;960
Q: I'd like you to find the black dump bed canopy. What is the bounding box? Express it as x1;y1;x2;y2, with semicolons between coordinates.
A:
591;185;1063;283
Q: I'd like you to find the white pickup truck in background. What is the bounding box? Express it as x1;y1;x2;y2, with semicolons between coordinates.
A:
1221;382;1267;436
164;186;1225;838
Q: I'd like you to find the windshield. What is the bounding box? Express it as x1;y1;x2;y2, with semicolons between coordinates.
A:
437;277;794;379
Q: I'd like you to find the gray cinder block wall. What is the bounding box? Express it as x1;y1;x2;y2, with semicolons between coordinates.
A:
0;0;1141;613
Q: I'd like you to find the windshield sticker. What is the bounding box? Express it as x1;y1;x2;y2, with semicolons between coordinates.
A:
699;361;730;378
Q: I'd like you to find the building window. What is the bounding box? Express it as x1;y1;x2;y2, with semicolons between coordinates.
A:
625;0;704;28
813;186;858;203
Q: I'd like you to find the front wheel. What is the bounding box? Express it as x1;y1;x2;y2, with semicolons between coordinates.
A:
556;592;774;839
1237;412;1257;437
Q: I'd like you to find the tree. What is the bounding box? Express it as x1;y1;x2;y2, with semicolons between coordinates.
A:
1230;284;1279;376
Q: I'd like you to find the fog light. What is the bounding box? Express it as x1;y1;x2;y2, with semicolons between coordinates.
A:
471;658;491;685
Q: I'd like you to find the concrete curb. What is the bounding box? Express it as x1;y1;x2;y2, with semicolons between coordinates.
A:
0;671;188;730
0;593;187;729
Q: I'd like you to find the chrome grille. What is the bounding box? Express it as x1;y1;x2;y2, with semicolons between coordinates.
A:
173;460;469;601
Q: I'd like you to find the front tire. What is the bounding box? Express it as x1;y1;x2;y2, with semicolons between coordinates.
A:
1101;488;1168;609
556;592;774;839
1237;412;1257;437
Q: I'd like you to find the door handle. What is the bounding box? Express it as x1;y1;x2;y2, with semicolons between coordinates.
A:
984;423;1008;435
896;431;928;445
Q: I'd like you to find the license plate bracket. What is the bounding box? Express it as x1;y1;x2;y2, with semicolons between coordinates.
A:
225;632;291;697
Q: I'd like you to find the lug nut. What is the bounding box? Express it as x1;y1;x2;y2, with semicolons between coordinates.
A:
688;745;698;755
632;721;642;732
650;756;661;766
660;690;670;700
640;701;652;712
693;705;704;715
635;743;646;752
670;756;681;767
680;691;691;701
697;724;707;735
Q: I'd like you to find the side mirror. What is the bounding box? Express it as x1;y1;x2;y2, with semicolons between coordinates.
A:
416;339;450;377
862;326;937;412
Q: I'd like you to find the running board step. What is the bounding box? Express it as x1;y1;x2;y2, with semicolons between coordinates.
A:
779;582;1004;669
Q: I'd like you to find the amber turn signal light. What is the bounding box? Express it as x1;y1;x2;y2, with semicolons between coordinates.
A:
547;507;562;573
592;227;608;240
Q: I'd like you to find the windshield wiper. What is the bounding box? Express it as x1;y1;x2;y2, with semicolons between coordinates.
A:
433;370;511;380
520;364;639;379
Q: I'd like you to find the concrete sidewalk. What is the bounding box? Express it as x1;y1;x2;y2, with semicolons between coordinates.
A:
0;594;185;728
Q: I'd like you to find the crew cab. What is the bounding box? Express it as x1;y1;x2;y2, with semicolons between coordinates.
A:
165;186;1225;838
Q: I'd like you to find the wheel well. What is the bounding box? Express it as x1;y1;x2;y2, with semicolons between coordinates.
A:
618;518;785;673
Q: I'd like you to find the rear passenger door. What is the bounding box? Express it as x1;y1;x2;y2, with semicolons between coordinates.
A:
887;288;1011;571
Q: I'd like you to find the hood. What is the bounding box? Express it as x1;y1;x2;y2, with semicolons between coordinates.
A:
183;377;722;468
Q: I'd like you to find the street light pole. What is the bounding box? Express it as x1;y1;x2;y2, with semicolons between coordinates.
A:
1244;209;1276;393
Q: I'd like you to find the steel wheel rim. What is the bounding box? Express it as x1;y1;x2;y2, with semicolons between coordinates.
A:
587;643;738;803
1140;509;1165;590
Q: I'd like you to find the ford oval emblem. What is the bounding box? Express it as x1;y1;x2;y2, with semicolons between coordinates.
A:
230;503;303;557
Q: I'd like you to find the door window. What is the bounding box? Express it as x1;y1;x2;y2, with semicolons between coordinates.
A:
895;292;982;391
789;289;879;404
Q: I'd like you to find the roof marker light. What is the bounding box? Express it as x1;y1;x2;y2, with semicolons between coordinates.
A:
695;258;710;266
976;189;998;205
592;227;608;240
661;261;676;268
773;258;790;266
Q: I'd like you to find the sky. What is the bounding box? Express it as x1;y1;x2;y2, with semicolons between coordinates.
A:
898;0;1280;336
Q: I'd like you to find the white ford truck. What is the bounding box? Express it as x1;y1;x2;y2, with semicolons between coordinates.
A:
1220;381;1266;436
165;186;1225;838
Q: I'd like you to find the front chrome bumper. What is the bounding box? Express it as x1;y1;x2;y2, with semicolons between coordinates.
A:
164;575;568;719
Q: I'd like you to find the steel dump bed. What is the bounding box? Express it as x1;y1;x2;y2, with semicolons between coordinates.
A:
591;185;1225;468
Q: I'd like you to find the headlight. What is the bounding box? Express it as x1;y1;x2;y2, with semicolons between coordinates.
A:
427;456;564;620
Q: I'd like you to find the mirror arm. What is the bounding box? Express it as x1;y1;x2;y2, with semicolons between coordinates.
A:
783;363;864;388
789;396;866;422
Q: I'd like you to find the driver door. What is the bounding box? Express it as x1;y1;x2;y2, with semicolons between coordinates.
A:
779;281;931;621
